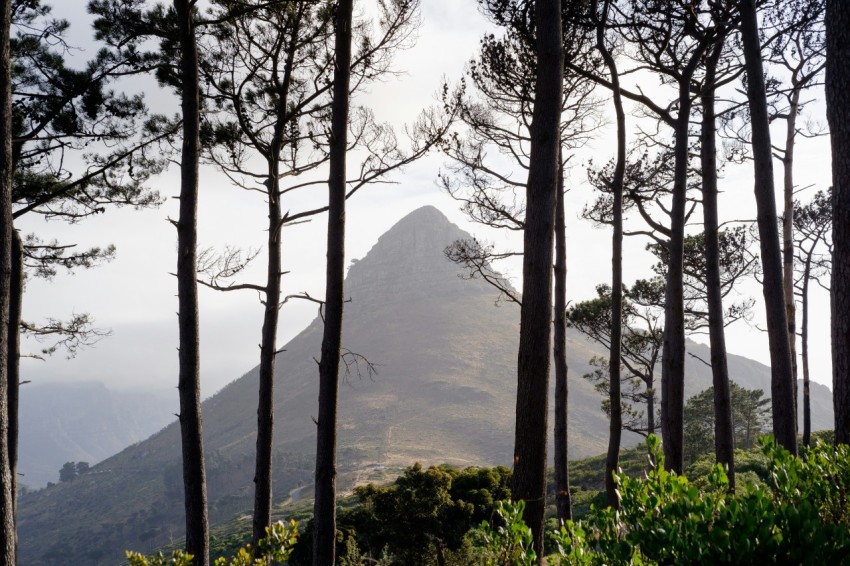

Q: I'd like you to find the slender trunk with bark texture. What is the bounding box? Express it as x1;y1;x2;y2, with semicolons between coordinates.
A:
252;11;302;548
174;1;209;563
701;45;735;488
802;257;812;446
826;0;850;445
0;1;15;559
512;0;562;557
553;164;572;524
6;230;18;526
739;0;797;454
606;152;624;505
783;88;801;425
313;0;352;563
252;166;283;549
657;30;707;472
660;88;695;473
594;0;625;508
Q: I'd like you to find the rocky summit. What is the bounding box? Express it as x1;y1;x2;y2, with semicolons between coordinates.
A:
17;205;833;565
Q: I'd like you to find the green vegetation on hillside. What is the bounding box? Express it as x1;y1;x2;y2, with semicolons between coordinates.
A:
135;433;848;565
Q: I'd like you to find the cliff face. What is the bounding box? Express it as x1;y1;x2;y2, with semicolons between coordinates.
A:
17;205;834;565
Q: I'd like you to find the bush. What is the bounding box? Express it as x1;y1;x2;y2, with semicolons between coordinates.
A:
289;463;511;565
552;435;850;565
126;520;298;566
471;500;537;566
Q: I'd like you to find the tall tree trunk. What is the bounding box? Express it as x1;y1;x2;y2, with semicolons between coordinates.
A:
656;27;707;472
783;87;801;426
553;163;572;524
802;257;812;446
606;145;624;505
701;44;735;488
512;0;562;557
251;167;283;549
660;85;696;473
6;230;18;526
594;0;626;508
826;0;850;445
313;0;353;563
252;9;301;549
0;0;16;558
174;1;209;563
739;0;797;454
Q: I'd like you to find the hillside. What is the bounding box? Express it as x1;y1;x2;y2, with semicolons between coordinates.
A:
17;206;834;564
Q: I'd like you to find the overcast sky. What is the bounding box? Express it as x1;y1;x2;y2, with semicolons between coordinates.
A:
18;0;834;397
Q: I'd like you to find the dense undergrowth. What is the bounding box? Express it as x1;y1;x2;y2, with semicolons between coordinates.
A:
131;431;848;565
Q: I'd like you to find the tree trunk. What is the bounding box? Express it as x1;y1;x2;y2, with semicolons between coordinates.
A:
656;26;708;471
659;85;695;474
174;1;209;563
251;9;302;549
251;167;283;549
553;162;572;524
739;0;797;454
606;140;623;506
0;0;16;558
802;257;812;447
6;230;19;526
701;44;735;488
594;0;626;508
313;0;353;563
783;88;801;427
512;0;562;557
826;0;850;445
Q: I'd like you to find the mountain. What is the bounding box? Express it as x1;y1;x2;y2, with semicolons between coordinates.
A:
17;205;834;564
18;382;176;488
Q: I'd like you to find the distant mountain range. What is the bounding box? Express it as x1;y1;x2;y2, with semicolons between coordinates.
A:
18;382;176;487
17;206;834;564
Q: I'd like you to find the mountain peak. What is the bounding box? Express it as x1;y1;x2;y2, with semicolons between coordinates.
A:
392;204;452;225
374;205;461;246
345;205;487;304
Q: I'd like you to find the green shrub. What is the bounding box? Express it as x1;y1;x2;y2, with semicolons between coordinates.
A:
552;435;850;565
289;463;511;565
470;500;537;566
126;520;298;566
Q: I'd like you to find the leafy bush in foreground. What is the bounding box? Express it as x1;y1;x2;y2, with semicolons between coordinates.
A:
473;500;537;565
126;519;298;566
551;435;850;565
473;436;850;565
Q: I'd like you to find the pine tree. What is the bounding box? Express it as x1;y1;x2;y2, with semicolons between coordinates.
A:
512;0;562;557
739;0;797;454
313;0;353;562
826;0;850;446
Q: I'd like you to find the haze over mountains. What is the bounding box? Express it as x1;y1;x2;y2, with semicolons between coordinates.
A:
19;382;175;487
17;206;833;564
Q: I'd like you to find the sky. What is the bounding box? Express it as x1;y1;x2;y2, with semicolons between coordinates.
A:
18;0;834;398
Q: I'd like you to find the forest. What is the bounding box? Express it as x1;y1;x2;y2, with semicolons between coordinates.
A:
0;0;849;564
